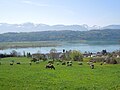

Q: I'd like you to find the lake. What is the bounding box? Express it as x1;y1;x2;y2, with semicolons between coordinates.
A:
0;41;120;54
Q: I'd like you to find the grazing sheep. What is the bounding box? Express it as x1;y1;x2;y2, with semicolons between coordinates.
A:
103;62;106;65
78;62;83;65
46;63;55;70
10;62;14;65
67;61;72;66
62;62;66;65
56;62;59;65
90;64;94;69
29;62;32;65
68;63;72;66
31;58;37;62
16;62;21;64
100;61;106;65
48;60;54;64
87;62;93;65
69;61;72;64
67;61;69;65
36;61;39;64
100;62;103;65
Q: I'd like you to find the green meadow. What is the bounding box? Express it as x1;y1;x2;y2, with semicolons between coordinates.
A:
0;57;120;90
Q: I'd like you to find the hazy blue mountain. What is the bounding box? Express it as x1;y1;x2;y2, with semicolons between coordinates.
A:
83;24;120;30
82;24;101;30
0;23;88;33
0;23;120;34
102;25;120;29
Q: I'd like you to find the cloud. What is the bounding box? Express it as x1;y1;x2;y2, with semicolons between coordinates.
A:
22;0;49;7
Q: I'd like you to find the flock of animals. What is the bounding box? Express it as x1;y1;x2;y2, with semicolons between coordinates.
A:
0;59;108;70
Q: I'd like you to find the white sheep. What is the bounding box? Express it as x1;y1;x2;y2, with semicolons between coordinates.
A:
29;62;32;65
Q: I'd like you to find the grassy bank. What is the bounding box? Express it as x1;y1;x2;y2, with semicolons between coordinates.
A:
0;57;120;90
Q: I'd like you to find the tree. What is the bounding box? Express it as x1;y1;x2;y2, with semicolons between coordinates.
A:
102;49;107;55
10;50;18;57
50;48;57;53
50;48;57;60
27;52;31;58
69;50;83;61
23;51;26;57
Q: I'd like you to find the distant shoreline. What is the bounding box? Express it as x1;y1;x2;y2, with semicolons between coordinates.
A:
0;41;61;50
0;40;120;50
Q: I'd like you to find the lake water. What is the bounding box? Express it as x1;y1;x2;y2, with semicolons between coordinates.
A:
0;41;120;54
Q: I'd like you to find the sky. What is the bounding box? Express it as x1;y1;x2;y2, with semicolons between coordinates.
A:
0;0;120;26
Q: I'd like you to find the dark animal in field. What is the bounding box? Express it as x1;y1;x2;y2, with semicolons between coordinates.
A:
0;62;1;65
90;64;94;69
67;61;72;66
10;62;14;65
101;62;106;65
69;61;72;63
48;60;54;64
67;61;69;65
46;64;55;70
67;63;72;66
62;62;66;65
16;62;21;64
100;62;103;65
69;63;72;66
56;62;59;65
31;58;38;62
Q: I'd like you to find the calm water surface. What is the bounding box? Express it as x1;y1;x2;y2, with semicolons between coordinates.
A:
0;41;120;54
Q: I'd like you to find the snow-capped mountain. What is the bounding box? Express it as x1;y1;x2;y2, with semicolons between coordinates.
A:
0;23;120;34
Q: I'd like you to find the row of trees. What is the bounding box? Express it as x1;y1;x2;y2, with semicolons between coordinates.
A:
1;49;119;64
49;48;83;61
0;50;32;58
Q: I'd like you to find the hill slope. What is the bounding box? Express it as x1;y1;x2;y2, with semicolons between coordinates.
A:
0;29;120;42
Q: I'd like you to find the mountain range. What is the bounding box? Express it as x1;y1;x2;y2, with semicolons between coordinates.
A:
0;23;120;33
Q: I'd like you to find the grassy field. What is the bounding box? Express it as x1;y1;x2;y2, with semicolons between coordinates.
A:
0;57;120;90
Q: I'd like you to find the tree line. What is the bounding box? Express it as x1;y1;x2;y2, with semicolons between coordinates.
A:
0;29;120;42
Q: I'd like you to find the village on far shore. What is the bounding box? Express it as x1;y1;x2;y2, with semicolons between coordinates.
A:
0;48;120;65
